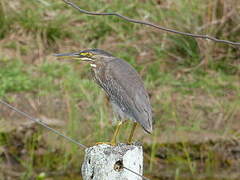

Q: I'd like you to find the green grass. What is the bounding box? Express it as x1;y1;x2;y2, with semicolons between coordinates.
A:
0;0;240;179
0;59;34;96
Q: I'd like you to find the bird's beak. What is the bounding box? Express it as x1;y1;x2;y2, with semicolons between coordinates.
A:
53;52;93;61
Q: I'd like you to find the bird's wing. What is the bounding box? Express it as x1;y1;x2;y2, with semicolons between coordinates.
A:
103;58;152;133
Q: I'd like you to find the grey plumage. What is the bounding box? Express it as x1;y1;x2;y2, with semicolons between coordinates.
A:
54;48;153;136
90;50;152;133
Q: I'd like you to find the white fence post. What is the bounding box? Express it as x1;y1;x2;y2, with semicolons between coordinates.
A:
81;143;143;180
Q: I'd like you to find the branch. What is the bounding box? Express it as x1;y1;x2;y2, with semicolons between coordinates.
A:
62;0;240;47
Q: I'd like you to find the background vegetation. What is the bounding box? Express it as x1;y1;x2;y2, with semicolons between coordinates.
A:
0;0;240;179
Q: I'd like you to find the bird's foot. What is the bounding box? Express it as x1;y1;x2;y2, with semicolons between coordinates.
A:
127;142;131;145
95;141;116;146
126;140;133;145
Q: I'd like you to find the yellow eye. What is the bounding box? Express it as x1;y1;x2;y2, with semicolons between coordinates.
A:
80;52;92;57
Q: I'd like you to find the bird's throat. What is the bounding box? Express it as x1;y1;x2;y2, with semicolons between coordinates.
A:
90;63;97;68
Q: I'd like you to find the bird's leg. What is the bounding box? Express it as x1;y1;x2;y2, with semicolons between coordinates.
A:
95;121;123;146
127;122;137;144
110;121;123;145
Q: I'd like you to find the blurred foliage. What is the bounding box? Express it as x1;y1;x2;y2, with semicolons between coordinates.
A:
0;59;34;96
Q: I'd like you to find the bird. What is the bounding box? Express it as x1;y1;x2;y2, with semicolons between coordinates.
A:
54;49;152;145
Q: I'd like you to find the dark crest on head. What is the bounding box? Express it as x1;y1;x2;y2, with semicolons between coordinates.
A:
80;49;114;57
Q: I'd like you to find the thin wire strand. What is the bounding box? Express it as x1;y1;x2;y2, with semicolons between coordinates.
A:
0;99;87;149
62;0;240;46
0;99;151;179
123;167;150;180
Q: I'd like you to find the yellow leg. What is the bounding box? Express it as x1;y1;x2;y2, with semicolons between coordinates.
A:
127;122;137;144
95;121;123;146
110;121;123;145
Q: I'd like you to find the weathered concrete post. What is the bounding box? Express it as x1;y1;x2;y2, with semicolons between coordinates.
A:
81;143;143;180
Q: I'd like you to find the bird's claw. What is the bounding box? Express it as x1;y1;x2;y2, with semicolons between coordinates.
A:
127;141;133;145
95;142;116;146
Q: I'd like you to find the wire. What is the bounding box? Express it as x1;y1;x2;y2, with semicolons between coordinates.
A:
62;0;240;46
0;99;87;149
0;99;151;179
123;166;150;180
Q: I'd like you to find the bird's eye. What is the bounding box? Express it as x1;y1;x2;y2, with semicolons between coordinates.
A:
80;52;92;57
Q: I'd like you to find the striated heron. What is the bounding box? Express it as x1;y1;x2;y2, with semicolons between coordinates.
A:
54;49;152;145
